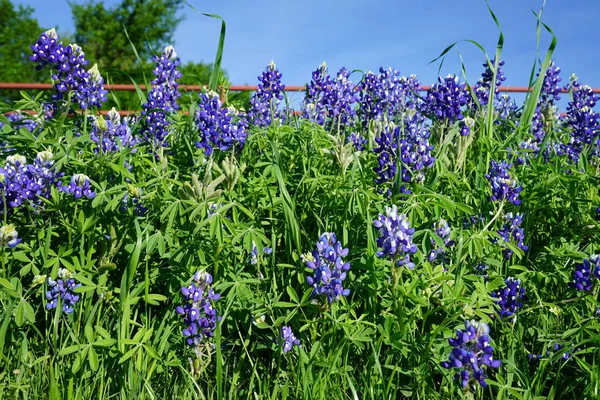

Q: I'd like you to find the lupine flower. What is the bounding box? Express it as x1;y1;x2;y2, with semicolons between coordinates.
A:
0;225;21;248
348;132;367;151
140;45;182;146
441;320;501;389
30;30;107;109
250;241;272;265
176;271;221;346
358;68;420;125
249;61;285;127
474;262;489;278
428;219;455;263
0;152;63;211
496;94;517;120
473;58;506;107
0;112;39;132
569;255;600;291
90;108;139;153
120;185;147;216
492;277;527;319
304;232;351;303
495;212;528;259
373;204;417;268
194;91;247;156
528;343;575;363
60;174;95;199
485;160;522;205
423;74;470;133
281;326;301;353
46;268;81;314
303;63;357;131
562;80;600;163
373;115;435;195
538;61;562;105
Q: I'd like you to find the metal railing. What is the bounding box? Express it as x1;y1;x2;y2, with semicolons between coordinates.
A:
1;82;598;117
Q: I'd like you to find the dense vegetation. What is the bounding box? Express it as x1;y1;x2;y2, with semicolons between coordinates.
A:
0;6;599;400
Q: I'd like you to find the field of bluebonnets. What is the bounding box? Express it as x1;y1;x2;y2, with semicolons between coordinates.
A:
1;8;600;399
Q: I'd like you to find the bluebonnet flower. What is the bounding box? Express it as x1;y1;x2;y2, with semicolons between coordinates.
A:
175;271;221;346
30;30;107;109
496;94;517;120
428;219;455;263
46;268;81;314
303;232;351;303
495;212;528;259
303;63;357;131
569;255;600;291
358;68;421;125
474;262;489;278
562;80;600;163
373;115;435;195
140;45;182;146
510;138;540;166
250;241;272;265
528;343;575;364
539;61;562;105
90;108;139;153
249;61;285;127
373;205;417;269
60;174;95;199
473;59;506;107
423;74;470;133
348;132;367;151
0;112;39;132
492;277;526;319
120;185;147;216
0;152;63;211
441;320;501;389
485;160;522;205
194;91;247;156
0;225;21;248
281;326;301;353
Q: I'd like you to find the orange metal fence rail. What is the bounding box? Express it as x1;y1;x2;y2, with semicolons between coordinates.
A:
1;82;598;117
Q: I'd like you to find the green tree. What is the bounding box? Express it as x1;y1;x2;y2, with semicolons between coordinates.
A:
0;0;48;102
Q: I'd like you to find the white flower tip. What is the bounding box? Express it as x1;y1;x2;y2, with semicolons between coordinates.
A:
45;28;58;39
164;45;177;60
268;60;276;70
88;64;103;83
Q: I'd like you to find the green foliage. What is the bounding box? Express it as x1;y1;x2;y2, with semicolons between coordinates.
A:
0;0;48;102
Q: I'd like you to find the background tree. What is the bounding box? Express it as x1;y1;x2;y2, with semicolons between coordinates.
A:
0;0;48;102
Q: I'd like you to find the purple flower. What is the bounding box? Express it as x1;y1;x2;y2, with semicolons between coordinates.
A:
373;205;417;269
441;320;501;390
46;268;81;314
140;45;182;146
428;218;454;263
569;255;600;291
90;108;139;153
492;277;527;319
249;61;285;127
303;63;357;131
357;68;421;125
60;174;95;199
473;58;506;108
175;271;221;347
485;160;522;205
281;326;301;353
250;241;272;265
120;185;147;216
0;112;39;132
194;91;247;156
422;74;470;132
303;232;351;303
495;212;528;259
562;79;600;163
30;30;107;109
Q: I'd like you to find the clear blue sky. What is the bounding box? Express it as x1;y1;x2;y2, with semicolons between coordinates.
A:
12;0;600;102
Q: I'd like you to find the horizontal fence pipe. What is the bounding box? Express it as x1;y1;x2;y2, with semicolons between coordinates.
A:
2;82;600;94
